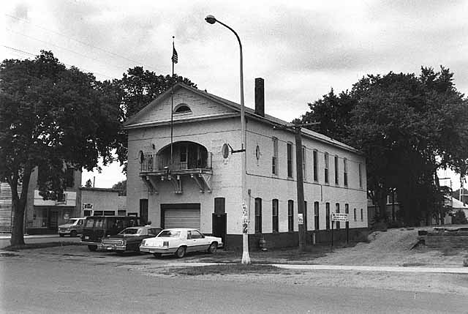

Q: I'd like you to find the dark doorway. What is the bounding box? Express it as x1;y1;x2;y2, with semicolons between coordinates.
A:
49;210;59;231
139;199;148;224
212;213;227;246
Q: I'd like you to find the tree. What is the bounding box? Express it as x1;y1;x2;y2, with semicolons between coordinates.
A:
113;67;197;168
300;67;468;226
0;51;121;245
112;180;127;196
85;179;93;188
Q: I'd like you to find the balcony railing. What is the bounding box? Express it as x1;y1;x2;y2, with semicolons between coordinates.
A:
140;152;212;174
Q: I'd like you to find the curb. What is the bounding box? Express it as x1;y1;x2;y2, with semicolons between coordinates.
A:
167;262;468;274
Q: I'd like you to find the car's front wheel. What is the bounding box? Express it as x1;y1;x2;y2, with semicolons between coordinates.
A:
70;230;77;237
207;242;218;254
153;253;162;258
59;234;64;238
175;246;186;258
88;245;97;252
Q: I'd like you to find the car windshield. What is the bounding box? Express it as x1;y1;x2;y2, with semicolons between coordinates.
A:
119;228;141;235
157;230;181;238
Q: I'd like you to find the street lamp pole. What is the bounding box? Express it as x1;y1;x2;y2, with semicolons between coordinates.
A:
205;15;250;264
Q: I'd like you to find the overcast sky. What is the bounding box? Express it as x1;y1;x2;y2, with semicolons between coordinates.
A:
2;0;467;189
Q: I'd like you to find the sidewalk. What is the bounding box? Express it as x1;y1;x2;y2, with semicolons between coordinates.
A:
0;234;58;240
167;262;468;274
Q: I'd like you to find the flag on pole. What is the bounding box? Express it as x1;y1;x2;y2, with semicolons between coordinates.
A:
172;43;178;64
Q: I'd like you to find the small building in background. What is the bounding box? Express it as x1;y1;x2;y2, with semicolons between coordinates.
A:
0;173;128;234
79;187;129;218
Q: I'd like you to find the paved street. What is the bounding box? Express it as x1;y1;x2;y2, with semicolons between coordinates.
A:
1;244;467;314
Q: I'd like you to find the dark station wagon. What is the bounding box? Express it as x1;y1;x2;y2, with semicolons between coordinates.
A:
81;216;141;251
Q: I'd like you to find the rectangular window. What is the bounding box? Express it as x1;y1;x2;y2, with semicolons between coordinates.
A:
343;159;348;187
314;201;320;230
288;200;294;232
345;204;349;229
359;163;363;188
354;208;357;221
334;155;339;185
313;150;318;182
272;199;279;232
214;197;225;214
272;137;278;175
303;201;307;231
324;153;329;184
287;143;293;178
325;203;330;230
255;198;262;233
361;208;364;221
335;203;340;229
302;146;307;180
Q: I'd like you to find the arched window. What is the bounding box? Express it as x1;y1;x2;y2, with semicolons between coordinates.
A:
174;103;192;114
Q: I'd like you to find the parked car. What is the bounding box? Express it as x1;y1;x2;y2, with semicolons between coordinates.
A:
101;226;162;253
81;216;141;251
58;218;86;237
139;228;223;258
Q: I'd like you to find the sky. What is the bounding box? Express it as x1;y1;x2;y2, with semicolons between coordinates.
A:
1;0;467;189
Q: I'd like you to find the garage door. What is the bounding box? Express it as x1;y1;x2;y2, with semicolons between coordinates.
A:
162;204;200;229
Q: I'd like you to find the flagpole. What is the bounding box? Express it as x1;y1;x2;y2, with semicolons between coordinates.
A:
170;36;175;166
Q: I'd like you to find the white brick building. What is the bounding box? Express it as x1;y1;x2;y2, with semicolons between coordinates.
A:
124;79;368;249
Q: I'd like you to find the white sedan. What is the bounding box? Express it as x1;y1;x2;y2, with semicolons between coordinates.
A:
139;228;223;258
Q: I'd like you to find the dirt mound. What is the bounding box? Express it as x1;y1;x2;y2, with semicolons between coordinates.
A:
312;227;468;267
364;228;420;252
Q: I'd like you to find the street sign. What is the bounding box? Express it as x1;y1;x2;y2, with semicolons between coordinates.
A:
331;213;349;222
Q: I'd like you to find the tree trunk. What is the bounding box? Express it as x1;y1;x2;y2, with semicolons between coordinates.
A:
9;166;32;246
10;194;25;246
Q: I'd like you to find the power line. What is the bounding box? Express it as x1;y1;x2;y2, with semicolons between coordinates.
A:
2;45;114;80
4;13;163;78
4;13;160;73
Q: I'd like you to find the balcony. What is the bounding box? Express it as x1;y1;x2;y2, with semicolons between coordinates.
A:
139;141;213;194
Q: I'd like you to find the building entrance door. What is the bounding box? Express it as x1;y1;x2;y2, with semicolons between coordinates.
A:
212;213;226;246
139;199;148;224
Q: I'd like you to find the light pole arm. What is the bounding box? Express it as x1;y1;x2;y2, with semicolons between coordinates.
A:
215;20;245;151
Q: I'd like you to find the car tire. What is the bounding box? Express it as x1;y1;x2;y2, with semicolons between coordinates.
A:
175;246;186;258
59;234;64;238
207;242;218;254
70;230;77;237
153;253;162;258
88;245;98;252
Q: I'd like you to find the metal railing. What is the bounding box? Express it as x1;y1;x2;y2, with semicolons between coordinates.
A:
140;152;212;173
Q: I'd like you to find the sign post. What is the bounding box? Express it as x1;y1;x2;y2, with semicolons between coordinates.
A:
331;213;349;247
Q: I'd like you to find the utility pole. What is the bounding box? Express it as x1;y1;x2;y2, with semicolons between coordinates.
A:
275;122;319;252
294;125;306;252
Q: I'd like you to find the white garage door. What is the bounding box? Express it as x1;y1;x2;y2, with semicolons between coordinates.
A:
164;208;200;229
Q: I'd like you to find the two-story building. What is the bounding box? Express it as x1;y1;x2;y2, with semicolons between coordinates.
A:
124;79;368;249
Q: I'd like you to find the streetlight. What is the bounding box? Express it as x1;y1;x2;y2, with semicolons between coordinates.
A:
205;15;250;264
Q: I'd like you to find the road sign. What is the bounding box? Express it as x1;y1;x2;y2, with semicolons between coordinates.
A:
331;213;349;222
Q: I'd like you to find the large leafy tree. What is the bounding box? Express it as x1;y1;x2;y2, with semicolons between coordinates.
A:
0;51;121;245
112;66;197;168
300;67;468;226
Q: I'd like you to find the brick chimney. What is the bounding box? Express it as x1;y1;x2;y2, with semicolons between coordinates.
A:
254;78;265;117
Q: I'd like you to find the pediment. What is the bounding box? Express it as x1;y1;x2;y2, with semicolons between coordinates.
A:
124;84;239;129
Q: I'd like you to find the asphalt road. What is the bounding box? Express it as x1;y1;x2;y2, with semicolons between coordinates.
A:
1;246;467;314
